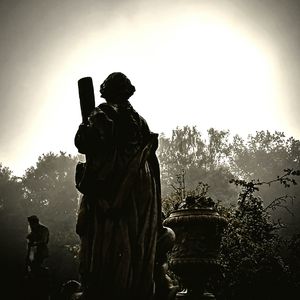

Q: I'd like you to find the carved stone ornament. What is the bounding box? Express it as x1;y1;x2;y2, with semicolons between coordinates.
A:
164;197;227;299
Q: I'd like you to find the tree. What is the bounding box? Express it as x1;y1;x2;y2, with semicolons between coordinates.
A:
230;130;300;179
0;164;27;296
230;131;300;236
157;126;238;214
0;163;23;214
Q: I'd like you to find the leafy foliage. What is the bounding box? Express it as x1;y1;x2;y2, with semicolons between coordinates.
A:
217;170;300;299
230;131;300;235
177;182;216;210
0;164;23;213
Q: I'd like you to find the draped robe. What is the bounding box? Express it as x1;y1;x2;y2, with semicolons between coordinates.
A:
75;100;162;299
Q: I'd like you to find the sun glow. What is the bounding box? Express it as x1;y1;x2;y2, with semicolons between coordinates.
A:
13;6;283;175
57;9;280;137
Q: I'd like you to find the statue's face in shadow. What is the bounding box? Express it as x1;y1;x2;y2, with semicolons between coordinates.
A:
29;221;39;231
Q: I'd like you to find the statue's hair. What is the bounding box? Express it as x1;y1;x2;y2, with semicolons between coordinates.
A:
28;215;39;223
100;72;135;101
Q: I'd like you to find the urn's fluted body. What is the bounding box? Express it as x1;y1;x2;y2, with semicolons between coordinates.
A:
164;207;227;299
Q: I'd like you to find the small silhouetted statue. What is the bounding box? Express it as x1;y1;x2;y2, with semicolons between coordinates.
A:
75;72;177;300
26;215;49;273
25;215;50;300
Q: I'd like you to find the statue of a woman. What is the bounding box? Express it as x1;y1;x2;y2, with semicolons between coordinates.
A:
75;72;163;299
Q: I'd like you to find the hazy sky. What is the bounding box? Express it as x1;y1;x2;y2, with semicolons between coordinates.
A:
1;0;300;176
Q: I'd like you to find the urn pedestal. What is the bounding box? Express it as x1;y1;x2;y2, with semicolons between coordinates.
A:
163;207;227;300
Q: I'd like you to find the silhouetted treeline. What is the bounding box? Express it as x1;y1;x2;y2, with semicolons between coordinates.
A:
0;127;299;298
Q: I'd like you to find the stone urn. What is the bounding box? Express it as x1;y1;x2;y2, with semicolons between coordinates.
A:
163;195;227;299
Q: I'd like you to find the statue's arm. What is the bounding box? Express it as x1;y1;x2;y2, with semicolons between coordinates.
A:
74;123;103;154
75;107;114;155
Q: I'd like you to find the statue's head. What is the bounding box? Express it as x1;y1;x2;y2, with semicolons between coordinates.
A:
100;72;135;103
28;215;39;227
